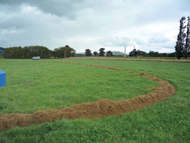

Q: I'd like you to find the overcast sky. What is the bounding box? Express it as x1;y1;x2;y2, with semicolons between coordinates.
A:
0;0;190;54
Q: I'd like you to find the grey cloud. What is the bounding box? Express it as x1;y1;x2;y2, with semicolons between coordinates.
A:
0;0;24;5
0;13;30;29
0;0;87;19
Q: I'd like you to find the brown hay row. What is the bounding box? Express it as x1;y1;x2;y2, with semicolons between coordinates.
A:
0;62;177;131
44;60;124;71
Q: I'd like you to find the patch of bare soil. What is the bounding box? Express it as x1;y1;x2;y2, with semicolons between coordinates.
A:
0;61;176;131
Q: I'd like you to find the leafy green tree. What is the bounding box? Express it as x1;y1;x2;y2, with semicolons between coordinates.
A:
99;48;105;56
147;51;159;57
168;52;176;57
175;17;186;60
106;51;113;57
148;51;155;57
129;48;137;57
54;45;75;58
0;47;4;50
22;46;52;59
136;50;147;57
22;46;31;58
154;52;159;57
85;49;92;56
53;48;59;58
93;51;98;56
159;53;168;57
3;47;22;59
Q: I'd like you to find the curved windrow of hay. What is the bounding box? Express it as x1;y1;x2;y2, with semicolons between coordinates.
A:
0;62;177;131
44;60;124;71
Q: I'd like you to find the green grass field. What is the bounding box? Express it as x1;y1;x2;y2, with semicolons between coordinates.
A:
0;59;190;142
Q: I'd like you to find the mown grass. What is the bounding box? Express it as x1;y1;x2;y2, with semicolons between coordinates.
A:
0;59;190;143
0;59;157;114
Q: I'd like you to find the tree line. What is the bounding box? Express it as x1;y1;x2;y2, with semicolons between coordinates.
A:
128;48;177;57
84;47;178;57
0;45;75;59
85;48;113;57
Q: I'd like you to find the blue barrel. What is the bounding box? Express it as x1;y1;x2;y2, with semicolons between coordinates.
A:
0;69;6;87
0;50;3;53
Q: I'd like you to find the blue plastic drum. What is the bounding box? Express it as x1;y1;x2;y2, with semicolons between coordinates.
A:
0;69;6;87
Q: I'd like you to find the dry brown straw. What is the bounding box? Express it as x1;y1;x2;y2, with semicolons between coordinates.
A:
0;61;176;131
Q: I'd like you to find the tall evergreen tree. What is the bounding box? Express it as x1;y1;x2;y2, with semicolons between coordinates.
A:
175;17;186;60
184;17;190;59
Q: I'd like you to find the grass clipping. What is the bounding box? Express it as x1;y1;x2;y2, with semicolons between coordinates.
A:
0;63;176;131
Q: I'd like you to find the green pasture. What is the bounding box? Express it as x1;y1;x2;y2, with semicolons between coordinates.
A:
0;59;158;114
0;59;190;142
